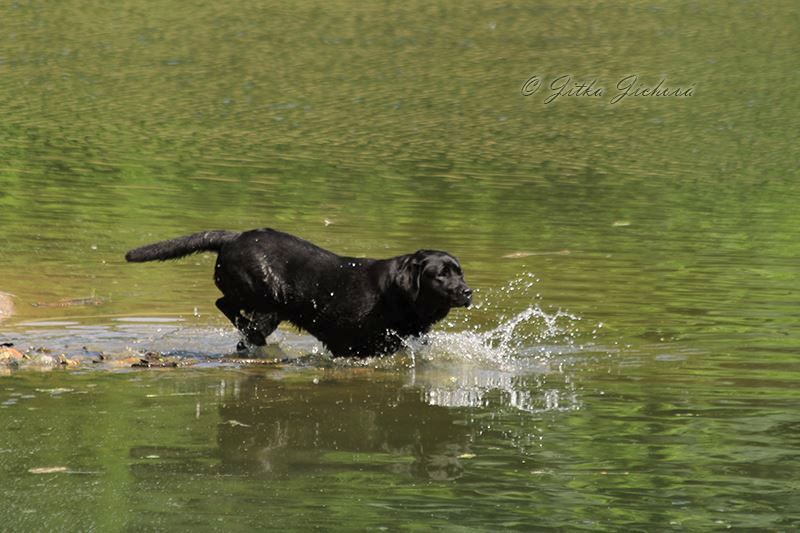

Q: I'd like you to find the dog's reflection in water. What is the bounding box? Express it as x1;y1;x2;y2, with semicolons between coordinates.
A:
216;371;472;481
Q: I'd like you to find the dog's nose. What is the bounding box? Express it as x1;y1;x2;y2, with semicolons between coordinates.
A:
463;287;473;297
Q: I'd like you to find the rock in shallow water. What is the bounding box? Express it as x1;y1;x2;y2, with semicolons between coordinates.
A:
0;292;15;322
0;345;26;363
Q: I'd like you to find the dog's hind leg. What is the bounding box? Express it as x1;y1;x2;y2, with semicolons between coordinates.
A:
215;298;279;350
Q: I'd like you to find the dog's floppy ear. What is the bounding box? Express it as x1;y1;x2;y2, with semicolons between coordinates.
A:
396;252;424;302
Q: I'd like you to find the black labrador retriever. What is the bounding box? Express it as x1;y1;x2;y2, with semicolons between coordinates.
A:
125;228;472;357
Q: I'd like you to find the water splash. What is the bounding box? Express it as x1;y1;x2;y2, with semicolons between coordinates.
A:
376;273;586;413
402;273;582;369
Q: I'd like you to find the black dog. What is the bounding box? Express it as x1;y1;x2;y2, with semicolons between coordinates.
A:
125;228;472;357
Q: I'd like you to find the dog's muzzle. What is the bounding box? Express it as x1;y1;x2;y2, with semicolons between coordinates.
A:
453;287;473;307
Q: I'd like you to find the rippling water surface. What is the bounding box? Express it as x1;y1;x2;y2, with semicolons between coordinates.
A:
1;0;799;530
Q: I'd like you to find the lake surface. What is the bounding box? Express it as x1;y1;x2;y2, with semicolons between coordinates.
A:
1;0;799;530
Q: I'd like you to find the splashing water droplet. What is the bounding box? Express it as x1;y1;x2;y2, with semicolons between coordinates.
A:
402;273;582;369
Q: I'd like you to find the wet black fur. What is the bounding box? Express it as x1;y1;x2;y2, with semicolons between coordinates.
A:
125;228;472;357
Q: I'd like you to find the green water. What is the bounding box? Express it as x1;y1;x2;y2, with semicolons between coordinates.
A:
1;0;799;530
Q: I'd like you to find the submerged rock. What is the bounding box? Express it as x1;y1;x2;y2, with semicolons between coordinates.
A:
0;292;14;322
0;343;289;373
31;296;106;308
28;466;69;474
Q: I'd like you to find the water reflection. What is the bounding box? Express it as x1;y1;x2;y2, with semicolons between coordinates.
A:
207;361;576;481
214;372;473;480
418;369;579;413
118;342;579;483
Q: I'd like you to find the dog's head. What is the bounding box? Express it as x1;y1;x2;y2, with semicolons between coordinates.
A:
396;250;472;309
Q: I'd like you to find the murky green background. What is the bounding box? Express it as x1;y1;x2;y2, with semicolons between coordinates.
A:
1;0;799;530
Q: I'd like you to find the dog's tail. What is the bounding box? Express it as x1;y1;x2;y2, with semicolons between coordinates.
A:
125;230;240;263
